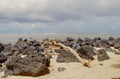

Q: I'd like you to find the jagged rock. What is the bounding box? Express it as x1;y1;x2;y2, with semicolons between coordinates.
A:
82;38;92;46
0;43;4;53
66;37;75;42
56;50;79;63
97;49;110;61
91;41;98;47
5;54;50;77
77;46;95;60
0;53;7;63
77;38;83;43
91;37;101;47
1;43;14;56
97;39;110;48
14;42;27;52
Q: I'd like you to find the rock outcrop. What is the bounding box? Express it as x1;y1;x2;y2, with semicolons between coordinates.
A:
5;54;50;77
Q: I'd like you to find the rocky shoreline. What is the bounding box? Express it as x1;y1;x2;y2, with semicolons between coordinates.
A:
0;37;120;77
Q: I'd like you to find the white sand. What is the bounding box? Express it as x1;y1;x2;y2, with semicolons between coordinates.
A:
0;52;120;79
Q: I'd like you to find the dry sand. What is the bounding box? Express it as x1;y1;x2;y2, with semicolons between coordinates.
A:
0;52;120;79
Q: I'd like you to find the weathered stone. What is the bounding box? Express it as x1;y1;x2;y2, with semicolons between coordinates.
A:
0;43;4;53
56;50;79;63
77;46;95;60
66;37;75;42
0;53;7;63
97;49;110;61
108;37;114;41
5;54;50;77
82;38;92;46
97;39;110;48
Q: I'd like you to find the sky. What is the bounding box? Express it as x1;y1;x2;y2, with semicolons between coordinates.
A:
0;0;120;34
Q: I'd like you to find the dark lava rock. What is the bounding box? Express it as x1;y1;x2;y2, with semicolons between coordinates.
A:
93;37;101;41
77;38;83;43
0;43;4;53
97;49;110;61
77;46;95;60
0;53;7;63
66;37;75;42
82;38;92;46
14;42;27;52
91;41;99;47
56;50;79;63
1;43;14;56
108;37;114;41
97;39;110;48
5;54;50;77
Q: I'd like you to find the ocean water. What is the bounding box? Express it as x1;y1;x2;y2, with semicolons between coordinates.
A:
0;33;120;43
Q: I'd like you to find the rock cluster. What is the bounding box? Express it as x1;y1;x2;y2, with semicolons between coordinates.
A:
0;38;50;77
0;36;119;77
5;54;50;77
57;37;120;63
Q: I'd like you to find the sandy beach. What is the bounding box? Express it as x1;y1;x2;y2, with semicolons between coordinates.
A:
0;34;120;79
0;51;120;79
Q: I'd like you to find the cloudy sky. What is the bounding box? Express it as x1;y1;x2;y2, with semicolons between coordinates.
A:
0;0;120;33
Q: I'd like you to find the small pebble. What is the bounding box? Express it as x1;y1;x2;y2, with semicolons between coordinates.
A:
57;67;66;72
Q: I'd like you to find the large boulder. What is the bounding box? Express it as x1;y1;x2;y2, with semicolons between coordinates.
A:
5;54;50;77
77;46;95;60
56;50;79;63
97;39;110;48
97;49;110;61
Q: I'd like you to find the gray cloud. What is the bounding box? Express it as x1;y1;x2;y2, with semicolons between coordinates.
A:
0;0;120;33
